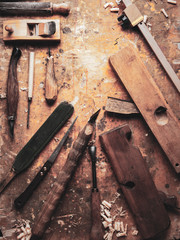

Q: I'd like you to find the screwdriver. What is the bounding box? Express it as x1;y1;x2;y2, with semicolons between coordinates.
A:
7;47;21;138
45;48;57;105
89;144;104;240
27;52;35;128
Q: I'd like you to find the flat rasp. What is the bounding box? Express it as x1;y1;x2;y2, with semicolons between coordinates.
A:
0;101;74;194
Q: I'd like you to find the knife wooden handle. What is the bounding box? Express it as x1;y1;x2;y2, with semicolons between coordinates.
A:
14;161;52;209
7;47;21;138
45;55;57;105
31;121;94;239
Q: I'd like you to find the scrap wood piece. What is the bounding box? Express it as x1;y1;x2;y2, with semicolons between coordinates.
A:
109;46;180;174
105;97;139;114
99;124;170;240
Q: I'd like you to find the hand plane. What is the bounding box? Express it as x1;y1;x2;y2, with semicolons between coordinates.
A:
3;19;60;41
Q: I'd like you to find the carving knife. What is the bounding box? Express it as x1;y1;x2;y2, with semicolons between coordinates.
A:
14;117;77;209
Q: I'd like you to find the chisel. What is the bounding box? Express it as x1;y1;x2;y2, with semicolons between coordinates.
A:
89;145;104;240
0;2;70;16
14;117;77;209
27;52;35;128
0;101;74;194
7;47;21;139
30;109;100;240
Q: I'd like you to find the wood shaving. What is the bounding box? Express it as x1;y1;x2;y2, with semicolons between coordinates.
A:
167;0;176;4
161;8;168;18
101;194;128;240
110;7;119;12
104;2;114;9
132;229;138;236
15;220;31;240
102;200;112;209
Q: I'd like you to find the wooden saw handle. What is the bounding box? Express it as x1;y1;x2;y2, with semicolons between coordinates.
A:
31;122;94;239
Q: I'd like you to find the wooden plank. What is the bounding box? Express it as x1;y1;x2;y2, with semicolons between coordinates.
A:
110;46;180;174
3;19;60;41
99;125;170;240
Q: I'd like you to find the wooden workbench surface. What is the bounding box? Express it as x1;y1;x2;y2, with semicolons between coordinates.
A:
0;0;179;239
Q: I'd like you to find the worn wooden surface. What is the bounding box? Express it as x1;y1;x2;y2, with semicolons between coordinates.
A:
0;0;179;240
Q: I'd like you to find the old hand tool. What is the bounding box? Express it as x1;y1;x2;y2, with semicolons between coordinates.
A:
89;145;103;240
99;125;170;240
105;97;139;115
45;48;58;105
14;117;77;209
110;46;180;174
7;47;21;138
117;0;180;93
0;102;74;194
30;109;100;240
3;19;61;42
27;52;35;129
0;2;70;16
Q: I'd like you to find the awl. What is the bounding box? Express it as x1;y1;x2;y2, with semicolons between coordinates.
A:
27;52;35;128
14;117;77;209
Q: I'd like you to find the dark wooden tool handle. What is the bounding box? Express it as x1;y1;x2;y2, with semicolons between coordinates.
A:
90;190;103;240
45;56;57;105
31;122;94;239
0;2;70;16
7;47;21;118
14;161;52;209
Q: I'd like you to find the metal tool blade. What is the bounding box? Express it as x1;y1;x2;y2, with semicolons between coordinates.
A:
122;0;180;93
48;116;78;163
88;109;101;124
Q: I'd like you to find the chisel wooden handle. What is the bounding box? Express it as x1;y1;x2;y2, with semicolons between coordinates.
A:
91;190;103;240
45;53;57;105
31;121;95;239
0;2;70;16
89;146;103;240
7;47;21;138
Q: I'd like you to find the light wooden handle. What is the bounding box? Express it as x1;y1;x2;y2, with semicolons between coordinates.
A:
52;3;70;15
28;52;35;99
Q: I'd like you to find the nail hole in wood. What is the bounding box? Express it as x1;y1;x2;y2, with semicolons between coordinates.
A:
154;106;168;126
175;163;179;167
124;181;135;189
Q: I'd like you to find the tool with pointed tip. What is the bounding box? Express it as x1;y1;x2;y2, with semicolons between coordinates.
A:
45;48;58;105
89;145;104;240
0;2;70;16
14;117;77;209
7;47;21;139
30;109;100;240
117;0;180;93
0;102;74;194
27;52;35;129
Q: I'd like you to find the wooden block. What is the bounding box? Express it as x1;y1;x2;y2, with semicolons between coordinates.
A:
105;97;139;114
124;4;144;27
99;125;170;240
3;19;60;41
109;46;180;174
